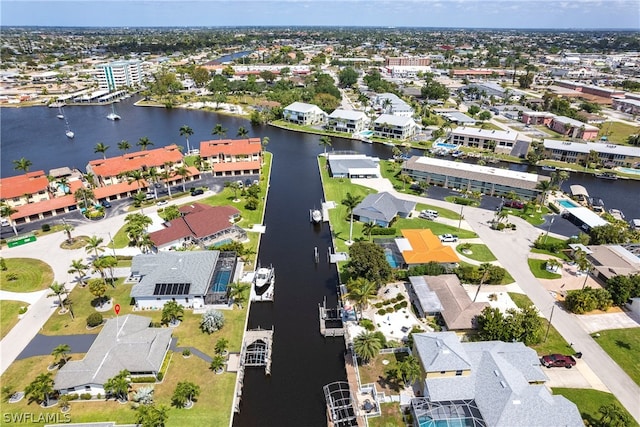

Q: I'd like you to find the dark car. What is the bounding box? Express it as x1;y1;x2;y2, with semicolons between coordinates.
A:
504;200;524;209
190;188;204;196
540;354;576;368
101;200;112;208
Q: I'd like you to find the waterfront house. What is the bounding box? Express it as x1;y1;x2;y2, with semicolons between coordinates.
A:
283;102;327;126
402;156;549;200
326;109;368;134
448;126;519;155
410;332;583;427
352;192;415;227
130;251;238;308
373;114;418;140
373;93;414;117
54;314;172;396
543;139;640;168
391;229;460;268
199;138;262;177
148;202;245;251
326;153;380;178
569;243;640;282
407;275;489;331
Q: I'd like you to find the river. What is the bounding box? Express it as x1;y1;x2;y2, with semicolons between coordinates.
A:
2;100;639;424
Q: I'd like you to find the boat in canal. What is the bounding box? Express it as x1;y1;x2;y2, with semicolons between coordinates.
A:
595;172;618;180
310;208;322;223
106;104;121;121
253;265;275;291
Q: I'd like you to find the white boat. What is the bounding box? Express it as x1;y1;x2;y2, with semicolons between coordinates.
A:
56;106;65;119
541;166;557;171
311;209;322;223
64;117;74;139
106;104;121;121
254;266;275;290
609;209;625;220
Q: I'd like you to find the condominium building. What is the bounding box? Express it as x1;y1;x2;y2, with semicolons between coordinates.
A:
386;57;431;67
326;109;368;134
199;138;262;176
95;60;143;91
448;127;519;155
373;114;418;140
283;102;327;126
543;139;640;168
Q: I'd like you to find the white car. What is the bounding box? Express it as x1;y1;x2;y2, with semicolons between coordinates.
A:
439;234;458;242
157;200;168;206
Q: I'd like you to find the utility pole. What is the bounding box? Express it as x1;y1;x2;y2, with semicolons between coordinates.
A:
544;215;555;243
544;304;556;342
457;204;464;231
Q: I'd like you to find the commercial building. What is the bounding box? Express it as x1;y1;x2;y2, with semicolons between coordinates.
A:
403;156;549;200
448;127;519;155
95;60;143;91
386;57;431;67
199;138;262;177
543;139;640;168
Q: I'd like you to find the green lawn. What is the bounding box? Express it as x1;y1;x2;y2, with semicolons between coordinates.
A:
500;205;551;226
553;388;639;427
456;243;497;262
508;292;571;355
415;202;461;220
0;300;27;340
527;258;562;279
599;121;640;144
0;258;54;292
593;328;640;386
458;261;515;285
368;402;404;427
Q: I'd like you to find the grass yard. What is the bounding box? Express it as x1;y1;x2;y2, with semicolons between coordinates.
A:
527;258;562;279
599;121;640;144
458;261;515;285
0;300;27;340
508;292;571;355
552;388;639;427
414;203;460;220
500;205;551;226
456;243;497;262
358;351;407;394
0;258;54;292
368;402;404;427
593;327;640;386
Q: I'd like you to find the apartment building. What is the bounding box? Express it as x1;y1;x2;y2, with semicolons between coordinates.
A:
199;138;262;177
95;60;143;91
373;114;418;140
449;127;519;155
326;109;368;134
543;139;640;167
283;102;327;125
548;116;600;140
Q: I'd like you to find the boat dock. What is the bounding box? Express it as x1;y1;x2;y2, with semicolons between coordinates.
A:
319;299;345;337
242;271;275;302
321;201;335;222
232;327;274;413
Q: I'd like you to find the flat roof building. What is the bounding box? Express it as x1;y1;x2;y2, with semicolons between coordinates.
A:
449;126;519;155
543;139;640;168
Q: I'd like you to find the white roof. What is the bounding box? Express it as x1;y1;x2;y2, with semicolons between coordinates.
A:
374;113;415;127
414;156;540;183
552;116;599;131
284;101;323;113
395;237;413;252
563;206;608;228
544;139;640;157
451;126;518;142
328;109;367;121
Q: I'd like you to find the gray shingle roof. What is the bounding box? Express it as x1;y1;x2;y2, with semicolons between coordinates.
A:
54;315;172;391
353;192;415;223
130;251;219;298
413;332;583;427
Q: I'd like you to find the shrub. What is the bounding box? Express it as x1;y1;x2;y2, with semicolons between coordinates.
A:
399;301;408;308
182;348;191;357
377;309;386;316
97;393;102;400
18;306;27;314
200;309;225;334
131;377;157;383
68;394;79;401
41;224;51;232
454;197;474;206
359;319;375;331
132;386;154;405
370;227;396;236
385;307;394;314
393;303;403;311
565;287;613;314
548;203;560;214
496;223;506;231
374;302;384;308
156;372;163;381
80;393;92;400
0;257;7;271
86;312;103;328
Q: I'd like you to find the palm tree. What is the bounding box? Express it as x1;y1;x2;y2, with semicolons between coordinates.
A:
125;169;147;195
0;203;19;236
161;301;184;325
51;343;71;367
172;381;200;408
211;123;227;139
68;259;89;286
62;223;74;243
473;263;494;302
341;192;362;244
48;281;68;310
556;170;570;188
25;373;55;407
210;354;226;374
144;167;160;199
227;181;241;200
319;135;332;155
117;139;131;154
12;157;32;175
137;136;154;151
215;338;229;356
228;281;249;308
94;142;110;160
236;126;249;138
261;136;270;153
362;221;376;241
179;125;194;154
104;370;130;401
399;173;412;191
159;164;174;198
535;179;552;205
173;165;192;192
85;235;105;258
353;331;382;364
346;277;377;320
398;355;422;385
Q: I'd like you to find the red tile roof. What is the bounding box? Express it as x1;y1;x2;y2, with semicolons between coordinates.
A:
212;160;261;173
93;180;147;199
0;171;50;200
10;195;77;220
199;138;261;158
150;203;241;247
87;145;183;178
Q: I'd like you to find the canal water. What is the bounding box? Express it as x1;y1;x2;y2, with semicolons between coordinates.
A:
2;100;639;424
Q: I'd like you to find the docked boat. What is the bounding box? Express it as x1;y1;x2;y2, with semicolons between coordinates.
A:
311;209;322;223
595;172;618;180
254;266;275;290
609;209;625;220
541;165;557;171
630;219;640;230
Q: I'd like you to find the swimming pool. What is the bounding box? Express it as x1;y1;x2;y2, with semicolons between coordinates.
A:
359;130;374;137
384;248;400;268
433;142;460;150
211;269;232;293
618;167;640;175
212;238;233;248
558;199;579;209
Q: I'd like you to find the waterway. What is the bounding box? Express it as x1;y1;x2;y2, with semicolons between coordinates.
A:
2;101;639;424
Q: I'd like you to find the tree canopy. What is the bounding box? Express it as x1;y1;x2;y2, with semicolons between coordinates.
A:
345;241;392;287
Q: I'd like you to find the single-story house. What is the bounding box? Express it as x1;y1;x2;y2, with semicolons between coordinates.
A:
326;153;380;178
410;332;583;427
149;203;244;250
283;101;327;125
407;275;489;330
570;243;640;282
352;192;415;227
380;229;459;269
130;250;239;308
54;315;172;396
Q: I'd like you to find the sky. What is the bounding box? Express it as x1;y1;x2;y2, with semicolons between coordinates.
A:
1;0;639;29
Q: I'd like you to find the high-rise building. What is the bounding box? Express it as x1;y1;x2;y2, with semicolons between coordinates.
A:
95;60;143;91
385;56;431;67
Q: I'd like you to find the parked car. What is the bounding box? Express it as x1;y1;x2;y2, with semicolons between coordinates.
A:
504;200;524;209
419;212;436;220
439;234;458;242
145;193;155;200
190;188;204;196
101;200;112;208
540;354;577;369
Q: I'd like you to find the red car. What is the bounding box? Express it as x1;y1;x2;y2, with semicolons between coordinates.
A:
540;354;576;368
504;200;524;209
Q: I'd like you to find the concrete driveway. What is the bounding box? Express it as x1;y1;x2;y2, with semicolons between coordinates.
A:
543;358;609;392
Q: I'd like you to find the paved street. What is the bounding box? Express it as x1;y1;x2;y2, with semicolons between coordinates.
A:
353;178;640;423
